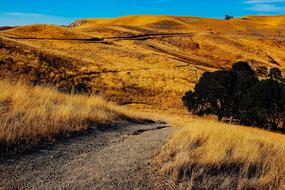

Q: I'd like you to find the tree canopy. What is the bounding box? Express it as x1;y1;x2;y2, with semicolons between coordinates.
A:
182;62;285;133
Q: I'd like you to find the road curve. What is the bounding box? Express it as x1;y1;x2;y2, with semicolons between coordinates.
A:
0;122;173;190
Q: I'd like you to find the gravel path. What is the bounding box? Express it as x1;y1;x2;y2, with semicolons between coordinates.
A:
0;122;173;190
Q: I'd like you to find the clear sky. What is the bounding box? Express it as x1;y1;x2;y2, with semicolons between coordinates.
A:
0;0;285;26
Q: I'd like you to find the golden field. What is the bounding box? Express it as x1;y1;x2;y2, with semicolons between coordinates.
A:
0;80;140;154
1;15;285;107
159;119;285;189
0;15;285;189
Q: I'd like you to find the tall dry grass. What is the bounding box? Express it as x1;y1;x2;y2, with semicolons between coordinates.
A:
0;80;138;154
159;119;285;190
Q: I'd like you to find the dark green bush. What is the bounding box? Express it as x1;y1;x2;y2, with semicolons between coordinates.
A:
183;62;285;133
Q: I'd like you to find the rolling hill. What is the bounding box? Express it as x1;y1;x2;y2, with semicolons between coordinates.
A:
1;15;285;190
0;15;285;107
0;24;93;39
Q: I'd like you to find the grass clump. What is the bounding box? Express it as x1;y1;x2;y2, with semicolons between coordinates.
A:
0;80;137;155
159;119;285;189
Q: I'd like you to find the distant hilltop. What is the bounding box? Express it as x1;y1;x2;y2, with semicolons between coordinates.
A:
0;26;17;31
68;14;285;28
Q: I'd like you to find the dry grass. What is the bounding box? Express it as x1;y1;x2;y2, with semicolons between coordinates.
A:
1;15;285;108
0;24;92;39
159;119;285;190
0;80;140;154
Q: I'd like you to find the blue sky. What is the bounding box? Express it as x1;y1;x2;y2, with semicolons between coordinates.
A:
0;0;285;26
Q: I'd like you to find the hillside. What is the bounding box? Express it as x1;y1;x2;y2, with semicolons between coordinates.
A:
0;80;145;155
1;15;285;190
1;15;285;107
0;24;93;39
159;119;285;189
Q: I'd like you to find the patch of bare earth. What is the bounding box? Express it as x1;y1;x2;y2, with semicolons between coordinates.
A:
0;122;173;190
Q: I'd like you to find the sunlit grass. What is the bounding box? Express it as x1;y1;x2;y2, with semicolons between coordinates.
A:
159;119;285;189
0;80;140;154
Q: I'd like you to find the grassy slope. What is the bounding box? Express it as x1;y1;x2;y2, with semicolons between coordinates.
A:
0;80;141;155
0;24;93;39
0;15;285;107
159;119;285;189
0;15;285;189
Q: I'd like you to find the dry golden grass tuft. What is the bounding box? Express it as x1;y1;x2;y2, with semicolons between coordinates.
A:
0;80;141;154
159;119;285;189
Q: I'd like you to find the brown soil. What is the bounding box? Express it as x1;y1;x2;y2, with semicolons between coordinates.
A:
0;122;173;190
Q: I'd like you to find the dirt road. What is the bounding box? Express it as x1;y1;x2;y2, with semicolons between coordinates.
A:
0;122;173;190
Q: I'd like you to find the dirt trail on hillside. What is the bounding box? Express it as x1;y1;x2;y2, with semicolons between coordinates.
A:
0;122;173;190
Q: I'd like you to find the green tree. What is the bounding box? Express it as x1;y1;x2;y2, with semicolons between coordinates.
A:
183;70;234;120
182;62;285;133
244;79;285;131
269;68;282;81
256;66;268;78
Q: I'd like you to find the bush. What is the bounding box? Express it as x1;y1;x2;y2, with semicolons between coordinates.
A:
183;62;285;133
